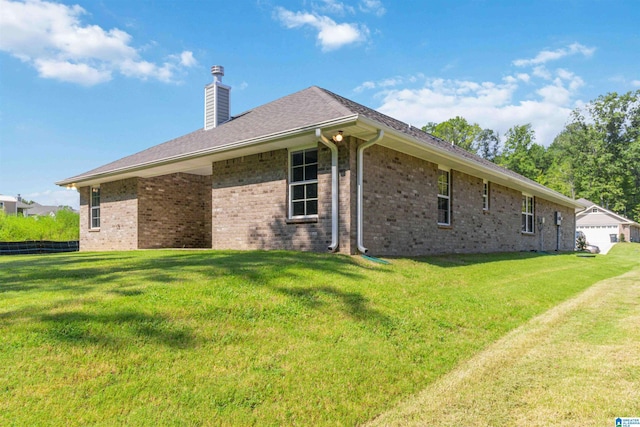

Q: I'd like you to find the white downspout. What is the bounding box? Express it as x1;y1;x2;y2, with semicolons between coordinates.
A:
357;129;384;254
316;129;339;252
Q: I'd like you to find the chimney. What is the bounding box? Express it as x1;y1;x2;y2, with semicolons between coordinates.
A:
204;65;231;130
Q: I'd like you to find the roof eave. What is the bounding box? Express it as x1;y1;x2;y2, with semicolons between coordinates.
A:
56;114;359;187
355;115;583;210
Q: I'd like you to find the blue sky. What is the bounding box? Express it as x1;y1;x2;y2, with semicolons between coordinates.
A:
1;0;639;209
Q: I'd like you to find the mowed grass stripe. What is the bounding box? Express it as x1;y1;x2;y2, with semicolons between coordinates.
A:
366;257;640;426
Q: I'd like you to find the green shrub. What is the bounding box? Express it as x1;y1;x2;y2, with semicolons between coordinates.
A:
0;210;79;241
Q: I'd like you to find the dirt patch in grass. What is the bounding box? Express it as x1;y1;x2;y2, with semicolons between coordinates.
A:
366;268;640;426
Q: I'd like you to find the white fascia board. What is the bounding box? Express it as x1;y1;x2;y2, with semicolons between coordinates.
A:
56;114;359;187
355;115;582;209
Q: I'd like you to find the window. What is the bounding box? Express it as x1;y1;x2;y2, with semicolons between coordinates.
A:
437;169;450;225
289;148;318;218
482;180;489;211
90;187;101;229
522;194;534;233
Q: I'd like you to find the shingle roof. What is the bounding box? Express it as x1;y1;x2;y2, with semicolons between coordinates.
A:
318;87;561;195
61;87;355;182
58;85;575;204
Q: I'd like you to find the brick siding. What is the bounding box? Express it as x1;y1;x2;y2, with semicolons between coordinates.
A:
210;148;334;251
360;144;576;256
79;173;211;251
78;138;576;256
138;173;212;249
79;179;138;251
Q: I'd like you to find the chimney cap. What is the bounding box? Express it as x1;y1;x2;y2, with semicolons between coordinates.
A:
211;65;224;76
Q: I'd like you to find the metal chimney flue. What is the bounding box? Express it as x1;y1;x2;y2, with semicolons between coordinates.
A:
211;65;224;83
204;65;231;130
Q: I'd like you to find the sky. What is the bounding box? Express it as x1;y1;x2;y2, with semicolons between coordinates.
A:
1;0;639;210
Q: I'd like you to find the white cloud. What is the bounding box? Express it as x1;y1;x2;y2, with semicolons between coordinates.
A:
532;66;552;80
312;0;355;15
632;80;640;87
375;81;573;145
358;53;590;145
0;0;196;85
513;42;595;67
274;6;368;51
34;58;111;85
179;51;197;67
353;73;424;92
24;188;80;209
359;0;386;16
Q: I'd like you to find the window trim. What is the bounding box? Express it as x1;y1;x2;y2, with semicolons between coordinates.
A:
521;193;534;234
482;179;489;211
90;186;101;230
288;146;319;219
437;167;451;226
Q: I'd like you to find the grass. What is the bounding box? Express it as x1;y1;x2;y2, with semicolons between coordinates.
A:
1;244;639;426
367;250;640;426
0;210;79;241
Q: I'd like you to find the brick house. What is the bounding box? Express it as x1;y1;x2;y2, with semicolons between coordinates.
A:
57;66;581;255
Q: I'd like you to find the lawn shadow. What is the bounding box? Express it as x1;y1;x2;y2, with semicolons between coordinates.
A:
40;310;196;349
1;249;392;348
402;250;563;268
275;284;389;324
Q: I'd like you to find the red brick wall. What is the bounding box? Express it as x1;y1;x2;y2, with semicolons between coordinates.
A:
79;179;138;251
79;173;211;251
78;140;576;255
210;148;335;252
360;144;576;256
138;173;211;249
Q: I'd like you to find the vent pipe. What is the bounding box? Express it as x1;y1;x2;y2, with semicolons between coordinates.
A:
204;65;231;130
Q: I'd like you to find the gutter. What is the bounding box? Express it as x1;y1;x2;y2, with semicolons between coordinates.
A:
316;129;339;252
355;116;583;210
357;129;384;254
56;114;359;187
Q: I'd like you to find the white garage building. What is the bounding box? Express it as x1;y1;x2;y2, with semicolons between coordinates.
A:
576;198;640;254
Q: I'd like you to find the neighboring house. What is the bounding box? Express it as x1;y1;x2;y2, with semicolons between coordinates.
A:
16;201;31;216
57;66;582;255
0;195;17;215
21;203;66;217
0;195;73;217
576;198;640;254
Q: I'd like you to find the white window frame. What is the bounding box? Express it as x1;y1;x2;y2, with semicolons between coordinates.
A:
90;186;101;229
288;146;319;219
482;179;489;211
437;167;451;226
522;194;534;234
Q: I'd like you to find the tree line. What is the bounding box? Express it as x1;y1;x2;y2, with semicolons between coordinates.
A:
422;90;640;222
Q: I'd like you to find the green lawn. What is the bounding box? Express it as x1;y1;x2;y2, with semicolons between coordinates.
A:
1;244;639;426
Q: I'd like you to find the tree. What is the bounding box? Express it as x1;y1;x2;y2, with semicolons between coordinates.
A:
476;128;501;161
558;90;640;220
543;127;578;198
497;124;546;181
422;116;482;153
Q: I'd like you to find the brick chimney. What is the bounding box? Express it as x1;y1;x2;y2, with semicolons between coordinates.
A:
204;65;231;130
